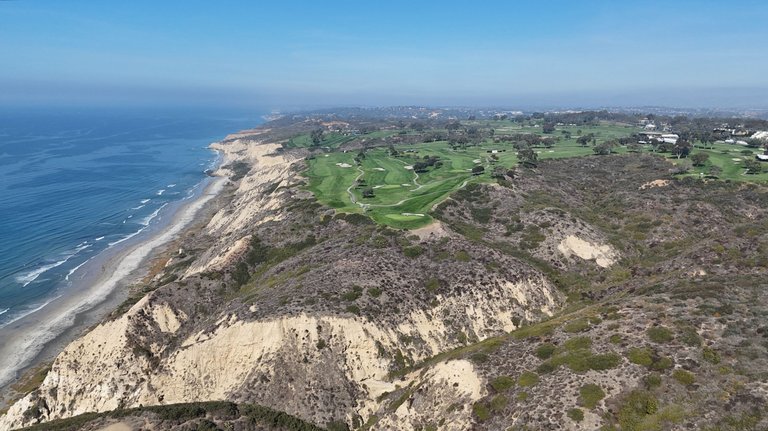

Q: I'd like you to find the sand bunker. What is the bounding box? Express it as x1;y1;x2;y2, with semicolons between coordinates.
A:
401;212;425;217
411;221;449;240
97;423;133;431
335;163;352;168
639;179;670;190
404;165;414;170
557;235;616;268
374;167;386;171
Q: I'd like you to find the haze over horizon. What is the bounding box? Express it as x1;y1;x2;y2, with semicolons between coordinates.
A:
1;0;767;110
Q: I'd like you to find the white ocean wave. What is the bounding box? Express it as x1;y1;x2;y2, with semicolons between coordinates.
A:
65;257;93;281
0;295;62;328
140;199;150;204
156;189;165;196
15;244;92;287
0;308;9;317
107;227;146;247
140;203;168;226
16;260;67;287
95;236;105;241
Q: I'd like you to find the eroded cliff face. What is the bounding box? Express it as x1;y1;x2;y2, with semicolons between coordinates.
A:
0;131;564;431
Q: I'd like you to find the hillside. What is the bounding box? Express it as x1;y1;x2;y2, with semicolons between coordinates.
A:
2;111;767;431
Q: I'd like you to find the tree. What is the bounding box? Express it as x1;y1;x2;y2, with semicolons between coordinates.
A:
491;166;508;179
410;122;426;132
471;165;485;175
518;148;538;167
593;140;617;155
542;122;556;134
362;187;375;198
690;153;709;166
707;165;722;178
541;137;556;148
388;144;398;156
310;128;324;146
743;159;764;174
577;134;594;147
673;140;692;159
627;143;643;153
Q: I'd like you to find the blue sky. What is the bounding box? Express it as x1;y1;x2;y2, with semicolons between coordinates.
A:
1;0;767;109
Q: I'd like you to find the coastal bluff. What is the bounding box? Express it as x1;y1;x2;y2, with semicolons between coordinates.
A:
0;127;563;431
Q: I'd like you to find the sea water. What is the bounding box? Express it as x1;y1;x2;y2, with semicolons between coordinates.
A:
0;108;260;328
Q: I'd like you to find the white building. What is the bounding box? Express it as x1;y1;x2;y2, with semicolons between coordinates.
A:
661;134;679;144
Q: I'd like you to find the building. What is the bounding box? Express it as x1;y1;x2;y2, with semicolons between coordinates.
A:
661;134;679;144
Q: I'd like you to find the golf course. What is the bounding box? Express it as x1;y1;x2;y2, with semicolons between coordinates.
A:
303;122;768;229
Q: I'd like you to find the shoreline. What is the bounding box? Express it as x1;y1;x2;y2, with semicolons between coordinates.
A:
0;149;231;404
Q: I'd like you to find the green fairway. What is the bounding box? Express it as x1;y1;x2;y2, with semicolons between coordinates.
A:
681;143;768;182
304;138;615;229
303;124;768;229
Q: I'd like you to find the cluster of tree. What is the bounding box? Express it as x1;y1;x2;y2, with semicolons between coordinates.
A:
362;187;375;198
354;150;366;165
743;159;765;175
517;148;538;167
412;155;442;173
310;128;324;146
577;133;596;147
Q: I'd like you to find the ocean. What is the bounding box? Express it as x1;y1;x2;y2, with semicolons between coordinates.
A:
0;108;260;329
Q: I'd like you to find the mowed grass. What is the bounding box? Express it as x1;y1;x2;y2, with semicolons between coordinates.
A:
304;123;768;229
681;143;768;182
304;137;624;229
306;145;484;229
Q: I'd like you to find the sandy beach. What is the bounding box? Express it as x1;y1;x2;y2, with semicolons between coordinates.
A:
0;155;228;401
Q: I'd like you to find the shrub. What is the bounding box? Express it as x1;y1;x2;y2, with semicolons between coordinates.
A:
424;278;441;292
535;343;556;359
518;371;539;387
644;373;662;389
564;318;590;333
702;347;721;364
536;361;556;374
490;394;508;412
579;384;606;409
672;370;695;386
567;408;584;422
649;356;673;371
341;286;363;301
490;376;515;392
473;402;491;421
609;334;622;344
454;250;471;261
678;326;702;347
627;347;653;367
618;390;659;431
367;287;382;298
647;326;674;343
402;246;424;258
590;353;622;370
564;336;592;350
